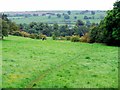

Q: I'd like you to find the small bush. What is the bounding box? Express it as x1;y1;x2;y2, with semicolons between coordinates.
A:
65;36;71;40
52;34;56;40
71;35;80;42
58;36;66;40
12;31;23;36
36;34;41;39
41;34;47;40
21;31;30;37
12;31;30;37
80;33;90;43
29;34;36;39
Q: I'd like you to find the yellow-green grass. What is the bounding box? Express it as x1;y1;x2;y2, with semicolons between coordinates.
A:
1;36;118;88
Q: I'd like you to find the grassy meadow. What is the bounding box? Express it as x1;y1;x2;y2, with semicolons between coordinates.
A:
1;36;118;88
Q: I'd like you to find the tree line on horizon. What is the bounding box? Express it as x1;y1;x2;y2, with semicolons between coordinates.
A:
1;0;120;46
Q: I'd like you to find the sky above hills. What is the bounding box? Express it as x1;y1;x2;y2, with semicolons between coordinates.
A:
0;0;116;12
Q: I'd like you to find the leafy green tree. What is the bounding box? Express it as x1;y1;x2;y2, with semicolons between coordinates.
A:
76;20;84;26
2;20;9;39
91;11;95;15
67;11;71;15
89;1;120;46
64;14;70;19
86;20;91;27
2;14;9;22
102;0;120;45
84;16;89;19
9;22;19;34
74;16;77;19
56;14;61;18
1;14;10;39
53;23;60;36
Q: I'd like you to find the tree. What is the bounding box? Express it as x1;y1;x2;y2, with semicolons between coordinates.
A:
1;14;10;39
74;16;77;19
67;11;71;15
48;15;51;19
2;20;9;39
102;0;120;45
64;14;70;19
86;20;91;27
84;16;89;19
56;14;61;18
9;22;19;34
89;1;120;46
53;23;60;36
76;20;84;27
91;11;95;15
2;14;9;22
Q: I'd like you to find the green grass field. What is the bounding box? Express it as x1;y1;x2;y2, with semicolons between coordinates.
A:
1;36;118;88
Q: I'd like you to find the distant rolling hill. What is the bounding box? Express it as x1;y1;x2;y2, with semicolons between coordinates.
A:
3;10;106;25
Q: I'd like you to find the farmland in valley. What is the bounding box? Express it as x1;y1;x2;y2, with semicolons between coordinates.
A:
5;10;106;24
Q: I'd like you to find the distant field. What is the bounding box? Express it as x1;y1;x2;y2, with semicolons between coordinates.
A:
2;36;118;88
8;11;106;24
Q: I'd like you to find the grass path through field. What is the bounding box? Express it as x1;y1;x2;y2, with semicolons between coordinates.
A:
2;36;118;88
26;53;81;88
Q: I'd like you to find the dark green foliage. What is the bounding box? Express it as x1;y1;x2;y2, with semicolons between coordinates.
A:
2;20;9;39
67;11;71;15
0;19;2;39
89;1;120;46
1;14;9;39
9;22;19;34
86;20;91;27
48;15;51;19
74;16;77;19
1;14;20;39
91;11;95;15
56;14;61;18
73;25;89;36
64;14;70;19
53;23;60;37
89;26;99;43
18;19;89;38
71;35;80;42
76;20;84;26
84;16;89;19
2;14;9;21
52;34;57;40
103;1;120;45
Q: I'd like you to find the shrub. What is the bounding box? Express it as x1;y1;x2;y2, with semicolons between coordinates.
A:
29;34;36;39
41;34;47;40
36;34;41;39
12;31;23;36
57;36;66;40
65;36;71;41
21;31;30;37
52;34;56;40
12;31;30;37
80;33;90;42
71;35;80;42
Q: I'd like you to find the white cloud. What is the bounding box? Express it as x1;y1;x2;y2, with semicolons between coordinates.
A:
0;0;116;12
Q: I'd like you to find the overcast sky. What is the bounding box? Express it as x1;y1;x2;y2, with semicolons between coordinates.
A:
0;0;116;12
